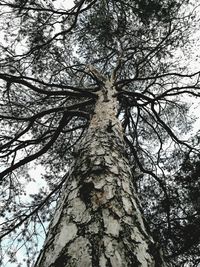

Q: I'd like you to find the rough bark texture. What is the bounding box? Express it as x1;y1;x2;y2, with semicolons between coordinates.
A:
34;76;167;267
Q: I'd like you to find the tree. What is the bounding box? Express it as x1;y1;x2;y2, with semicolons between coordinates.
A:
0;0;200;266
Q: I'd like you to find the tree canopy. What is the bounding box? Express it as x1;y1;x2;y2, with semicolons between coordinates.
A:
0;0;200;266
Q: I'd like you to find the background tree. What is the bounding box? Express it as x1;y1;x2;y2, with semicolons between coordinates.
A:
0;0;200;266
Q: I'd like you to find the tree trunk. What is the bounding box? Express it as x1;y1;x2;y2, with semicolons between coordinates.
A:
34;75;167;267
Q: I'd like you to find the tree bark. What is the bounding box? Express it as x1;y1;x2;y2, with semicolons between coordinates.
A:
34;76;167;267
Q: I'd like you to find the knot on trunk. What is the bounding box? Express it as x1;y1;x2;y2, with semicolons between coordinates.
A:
79;182;94;204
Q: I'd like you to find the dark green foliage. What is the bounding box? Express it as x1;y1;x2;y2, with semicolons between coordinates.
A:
137;152;200;266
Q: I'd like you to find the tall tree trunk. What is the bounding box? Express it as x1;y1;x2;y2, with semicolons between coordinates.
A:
34;74;167;267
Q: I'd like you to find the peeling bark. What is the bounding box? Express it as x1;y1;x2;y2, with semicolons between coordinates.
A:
34;77;167;267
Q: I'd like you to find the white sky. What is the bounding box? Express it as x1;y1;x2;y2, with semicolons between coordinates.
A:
53;0;74;9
